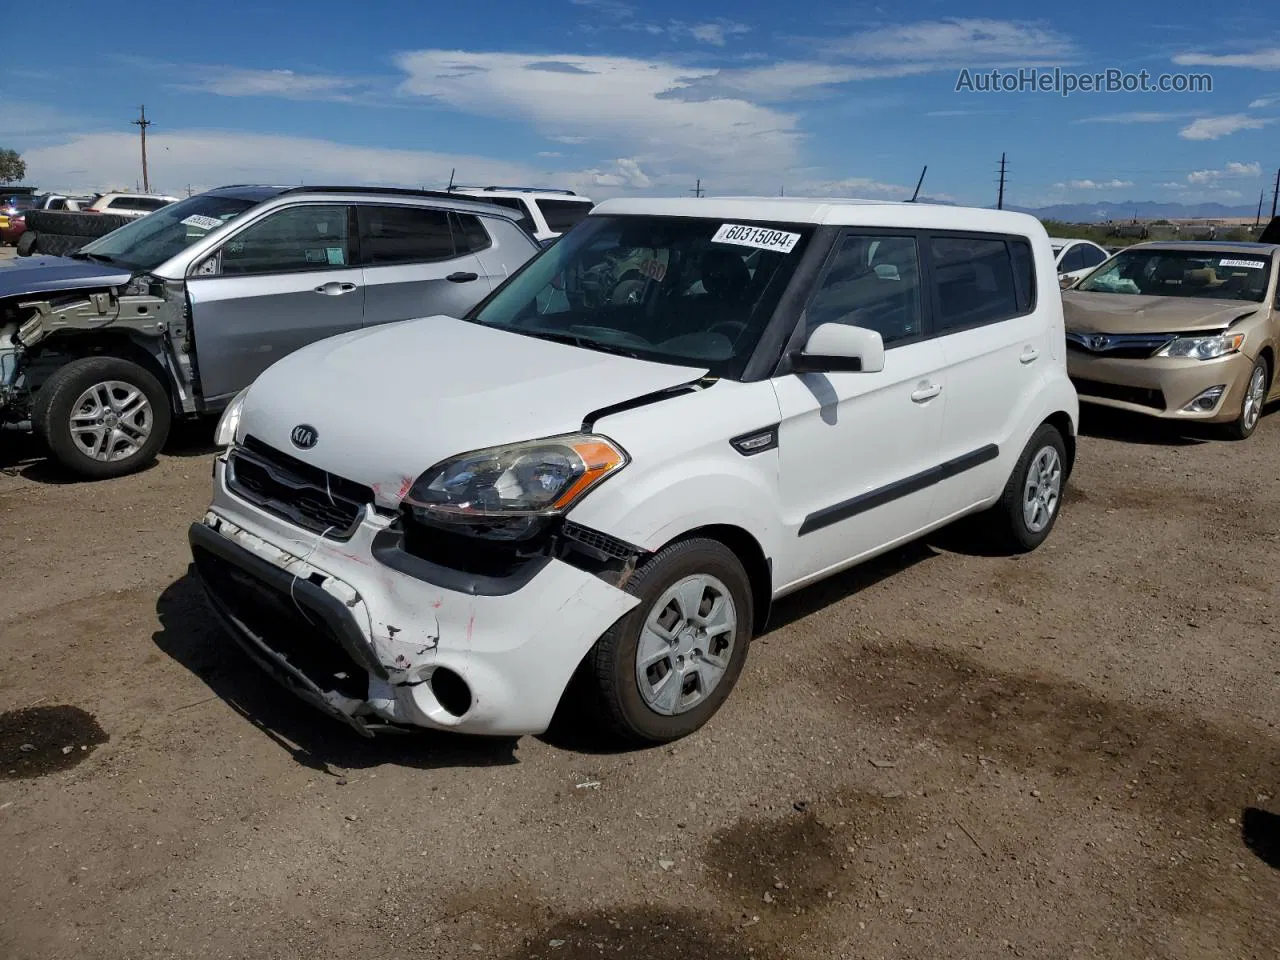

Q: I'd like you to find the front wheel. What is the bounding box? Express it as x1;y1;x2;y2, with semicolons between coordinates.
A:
1224;357;1269;441
586;538;754;745
987;424;1067;553
33;356;172;479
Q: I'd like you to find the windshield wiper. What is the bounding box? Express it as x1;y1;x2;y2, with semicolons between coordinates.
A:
518;329;643;359
70;252;121;267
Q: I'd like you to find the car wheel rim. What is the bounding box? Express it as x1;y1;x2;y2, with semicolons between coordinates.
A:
68;380;153;463
1022;446;1062;534
635;573;737;717
1243;366;1266;431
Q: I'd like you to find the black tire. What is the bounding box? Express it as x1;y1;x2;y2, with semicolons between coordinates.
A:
586;537;754;745
987;423;1067;553
33;356;172;479
15;231;37;256
1223;356;1269;441
24;209;133;238
28;233;96;257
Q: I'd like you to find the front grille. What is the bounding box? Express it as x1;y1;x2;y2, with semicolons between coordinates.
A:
1065;331;1176;359
1072;377;1166;411
193;544;367;700
227;436;374;540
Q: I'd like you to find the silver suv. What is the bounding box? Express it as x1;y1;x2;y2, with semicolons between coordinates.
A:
0;185;542;477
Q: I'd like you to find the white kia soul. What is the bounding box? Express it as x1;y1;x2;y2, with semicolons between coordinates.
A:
189;196;1079;744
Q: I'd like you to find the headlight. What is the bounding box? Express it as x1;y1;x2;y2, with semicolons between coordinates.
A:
403;434;628;540
1157;332;1245;361
213;387;250;447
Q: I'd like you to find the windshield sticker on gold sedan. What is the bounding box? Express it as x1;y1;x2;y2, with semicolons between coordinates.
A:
1219;259;1267;270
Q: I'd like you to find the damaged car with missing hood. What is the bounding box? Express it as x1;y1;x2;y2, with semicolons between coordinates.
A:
0;185;540;477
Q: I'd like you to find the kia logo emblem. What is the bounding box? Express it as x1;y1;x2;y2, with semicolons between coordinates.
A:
290;424;318;450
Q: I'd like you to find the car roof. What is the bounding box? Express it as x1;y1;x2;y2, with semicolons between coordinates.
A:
1121;240;1279;255
205;184;532;222
590;196;1044;234
451;186;591;201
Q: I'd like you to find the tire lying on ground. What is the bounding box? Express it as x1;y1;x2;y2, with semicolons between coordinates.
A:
24;209;135;240
25;233;98;257
15;231;38;256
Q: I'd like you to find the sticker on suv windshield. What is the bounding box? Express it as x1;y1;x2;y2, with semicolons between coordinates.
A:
181;214;224;231
711;223;801;254
1219;258;1266;270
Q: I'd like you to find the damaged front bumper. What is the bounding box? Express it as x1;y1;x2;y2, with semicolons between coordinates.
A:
189;459;640;737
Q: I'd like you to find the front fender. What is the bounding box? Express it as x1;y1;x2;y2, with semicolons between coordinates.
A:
568;381;783;577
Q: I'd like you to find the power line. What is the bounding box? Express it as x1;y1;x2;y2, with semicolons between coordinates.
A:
131;105;152;194
996;152;1007;210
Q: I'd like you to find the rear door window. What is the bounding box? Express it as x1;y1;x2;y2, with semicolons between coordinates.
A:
451;214;492;255
358;205;455;265
1078;244;1108;268
220;204;352;275
1059;245;1086;273
928;236;1024;332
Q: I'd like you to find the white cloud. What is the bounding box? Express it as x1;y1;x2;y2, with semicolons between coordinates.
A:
1074;111;1193;124
1179;114;1274;140
537;151;564;158
1174;48;1280;70
830;18;1076;65
793;176;914;199
1052;179;1135;190
1249;93;1280;108
1156;181;1188;190
683;20;752;46
20;130;561;196
1185;161;1262;186
394;50;801;181
582;157;654;189
184;67;361;101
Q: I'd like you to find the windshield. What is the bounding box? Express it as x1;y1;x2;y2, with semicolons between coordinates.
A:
1077;249;1273;303
468;214;814;378
77;194;259;271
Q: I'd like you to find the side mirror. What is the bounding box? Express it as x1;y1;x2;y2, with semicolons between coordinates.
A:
190;252;221;278
1059;273;1078;290
791;323;885;374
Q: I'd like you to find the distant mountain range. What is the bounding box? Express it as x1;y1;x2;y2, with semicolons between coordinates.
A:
1006;201;1264;223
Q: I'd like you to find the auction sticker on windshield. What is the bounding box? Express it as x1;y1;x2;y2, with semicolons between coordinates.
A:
181;214;225;231
1220;258;1267;270
712;223;801;254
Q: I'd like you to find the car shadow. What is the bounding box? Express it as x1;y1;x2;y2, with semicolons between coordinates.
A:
1;418;219;484
152;574;519;772
1074;404;1269;447
1242;807;1280;871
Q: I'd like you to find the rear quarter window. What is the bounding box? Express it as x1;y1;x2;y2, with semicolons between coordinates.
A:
929;235;1033;331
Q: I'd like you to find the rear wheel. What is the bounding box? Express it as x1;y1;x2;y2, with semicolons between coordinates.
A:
986;424;1067;553
1224;357;1268;441
586;538;753;744
33;356;172;479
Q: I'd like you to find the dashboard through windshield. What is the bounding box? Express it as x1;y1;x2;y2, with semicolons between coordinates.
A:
468;214;815;379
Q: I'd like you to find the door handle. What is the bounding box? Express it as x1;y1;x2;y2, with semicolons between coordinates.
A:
446;272;479;283
314;281;357;295
1020;347;1040;364
910;383;942;403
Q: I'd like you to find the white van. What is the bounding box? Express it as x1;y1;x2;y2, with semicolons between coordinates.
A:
190;196;1079;745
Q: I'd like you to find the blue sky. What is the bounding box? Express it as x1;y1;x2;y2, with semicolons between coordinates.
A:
3;0;1279;209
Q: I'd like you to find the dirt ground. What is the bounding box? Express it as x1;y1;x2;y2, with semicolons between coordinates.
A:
1;401;1278;960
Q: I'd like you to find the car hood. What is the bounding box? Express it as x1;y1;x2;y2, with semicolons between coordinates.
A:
0;255;133;299
1062;291;1263;334
238;315;709;506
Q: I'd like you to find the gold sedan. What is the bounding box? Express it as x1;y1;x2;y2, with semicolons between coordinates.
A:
1062;242;1278;439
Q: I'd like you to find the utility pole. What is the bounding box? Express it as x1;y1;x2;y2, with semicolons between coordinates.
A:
1271;167;1280;220
447;168;456;191
691;178;704;198
185;184;193;198
996;152;1007;210
132;105;152;193
1256;189;1265;228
